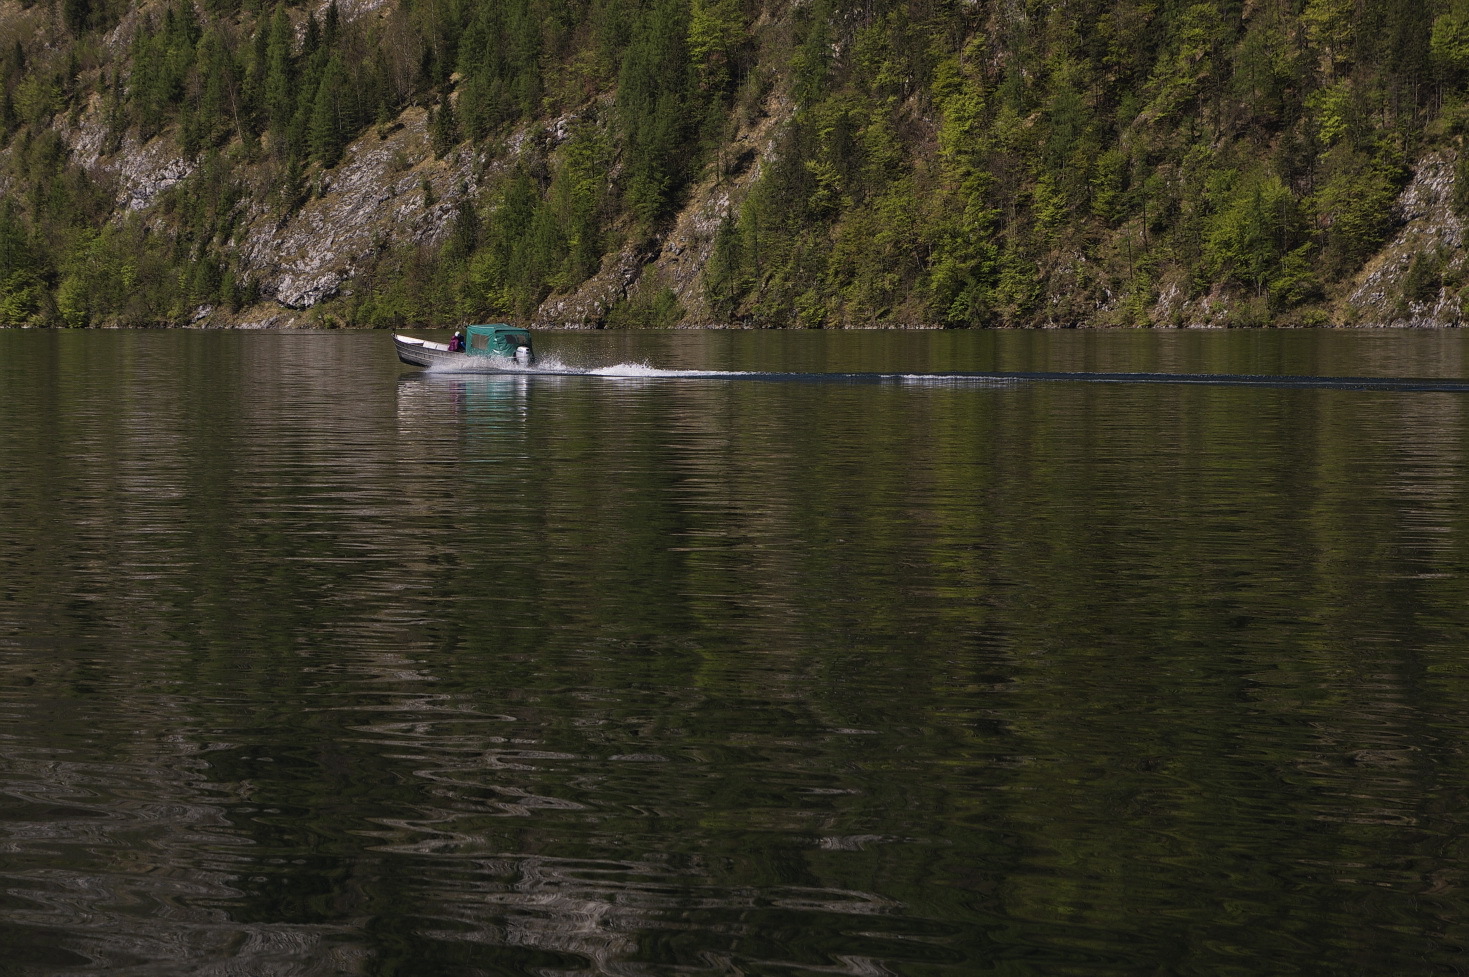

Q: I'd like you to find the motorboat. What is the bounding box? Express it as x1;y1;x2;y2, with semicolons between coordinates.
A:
395;324;536;369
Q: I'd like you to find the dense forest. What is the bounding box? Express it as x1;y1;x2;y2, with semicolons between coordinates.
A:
0;0;1468;327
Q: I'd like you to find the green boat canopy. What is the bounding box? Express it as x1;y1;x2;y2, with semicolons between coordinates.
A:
465;324;534;359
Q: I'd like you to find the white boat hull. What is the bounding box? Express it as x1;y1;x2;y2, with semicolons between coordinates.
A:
394;334;532;371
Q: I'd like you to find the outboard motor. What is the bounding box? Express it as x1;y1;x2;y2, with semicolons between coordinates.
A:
514;345;535;367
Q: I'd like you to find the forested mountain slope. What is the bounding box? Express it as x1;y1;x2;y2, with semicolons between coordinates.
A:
2;0;1469;328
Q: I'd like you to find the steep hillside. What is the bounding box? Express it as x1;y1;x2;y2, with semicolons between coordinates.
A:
3;0;1469;328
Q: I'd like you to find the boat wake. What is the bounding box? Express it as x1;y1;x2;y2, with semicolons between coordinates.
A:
427;355;755;379
583;361;756;379
422;359;1469;392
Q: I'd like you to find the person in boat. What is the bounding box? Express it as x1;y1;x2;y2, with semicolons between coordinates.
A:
448;331;464;352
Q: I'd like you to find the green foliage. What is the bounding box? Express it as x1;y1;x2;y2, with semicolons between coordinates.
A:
687;0;745;95
261;6;295;139
2;0;1464;327
421;117;615;325
1454;150;1469;219
1203;170;1306;301
616;0;695;227
789;0;833;107
1433;0;1469;83
1304;0;1354;78
457;0;547;133
1311;145;1404;276
1399;249;1445;308
429;89;458;159
309;56;351;167
0;200;44;326
605;278;683;328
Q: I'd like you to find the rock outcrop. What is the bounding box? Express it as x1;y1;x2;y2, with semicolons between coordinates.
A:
237;107;477;310
540;87;790;327
1344;153;1467;328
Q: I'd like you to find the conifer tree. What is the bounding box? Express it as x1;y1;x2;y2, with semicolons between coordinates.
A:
616;0;692;226
310;56;349;167
431;89;458;158
688;0;744;95
324;0;341;50
263;6;295;144
61;0;91;35
303;12;321;61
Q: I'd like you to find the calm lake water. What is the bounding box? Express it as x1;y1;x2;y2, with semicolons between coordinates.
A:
5;328;1469;976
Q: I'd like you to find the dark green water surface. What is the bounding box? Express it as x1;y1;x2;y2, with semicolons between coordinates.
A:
5;328;1469;975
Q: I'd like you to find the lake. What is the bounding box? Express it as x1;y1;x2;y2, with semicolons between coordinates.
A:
4;327;1469;976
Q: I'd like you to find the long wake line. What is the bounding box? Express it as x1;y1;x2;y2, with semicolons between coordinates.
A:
427;359;1469;392
919;370;1469;392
